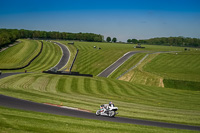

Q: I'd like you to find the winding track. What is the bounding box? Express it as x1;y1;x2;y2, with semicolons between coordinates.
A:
50;42;70;71
0;47;200;131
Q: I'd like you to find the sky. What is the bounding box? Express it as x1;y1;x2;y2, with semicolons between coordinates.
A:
0;0;200;42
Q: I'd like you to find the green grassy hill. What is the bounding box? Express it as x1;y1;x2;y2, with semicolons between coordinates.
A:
58;41;185;76
0;39;41;69
24;41;62;72
0;40;200;132
1;40;62;72
0;73;199;126
119;53;165;87
143;51;200;82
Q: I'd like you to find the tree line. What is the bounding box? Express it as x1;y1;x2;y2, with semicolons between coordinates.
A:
127;37;200;47
0;29;104;48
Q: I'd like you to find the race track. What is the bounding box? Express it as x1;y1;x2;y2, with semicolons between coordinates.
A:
51;42;70;70
98;51;143;77
0;94;200;131
0;48;200;131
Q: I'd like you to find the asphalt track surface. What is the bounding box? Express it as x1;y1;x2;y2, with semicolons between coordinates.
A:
0;72;23;78
98;51;143;77
51;42;70;70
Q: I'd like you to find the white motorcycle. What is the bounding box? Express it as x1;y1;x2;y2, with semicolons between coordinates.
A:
96;104;118;117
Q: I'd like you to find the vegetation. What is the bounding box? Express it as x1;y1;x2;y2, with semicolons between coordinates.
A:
112;37;117;43
1;107;196;133
1;40;62;72
0;29;104;48
1;38;200;132
128;37;200;47
119;50;200;90
106;36;111;42
0;39;41;69
119;53;164;87
143;51;200;82
0;73;200;126
163;79;200;91
67;41;186;76
23;40;62;72
127;39;138;44
68;41;142;75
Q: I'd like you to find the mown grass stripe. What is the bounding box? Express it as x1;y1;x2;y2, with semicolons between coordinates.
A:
70;78;78;93
57;78;67;93
84;78;93;94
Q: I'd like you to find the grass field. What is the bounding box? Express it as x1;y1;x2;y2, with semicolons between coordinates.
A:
119;53;164;87
0;39;41;69
119;50;200;90
143;51;200;82
1;40;200;132
24;41;62;72
69;41;137;75
1;107;197;133
60;41;186;76
0;73;200;126
1;40;62;72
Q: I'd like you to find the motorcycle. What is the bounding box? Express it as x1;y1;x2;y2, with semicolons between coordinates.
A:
96;104;118;117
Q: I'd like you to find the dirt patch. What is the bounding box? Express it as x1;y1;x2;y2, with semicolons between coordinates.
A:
119;72;134;81
159;78;164;88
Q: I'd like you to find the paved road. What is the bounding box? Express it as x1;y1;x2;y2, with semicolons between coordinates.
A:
0;72;24;79
51;42;70;71
0;94;200;131
98;51;143;77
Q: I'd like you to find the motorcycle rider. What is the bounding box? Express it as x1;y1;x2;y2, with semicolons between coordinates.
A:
100;106;104;112
96;102;118;117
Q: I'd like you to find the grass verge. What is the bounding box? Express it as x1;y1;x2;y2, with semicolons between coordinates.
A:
1;106;198;133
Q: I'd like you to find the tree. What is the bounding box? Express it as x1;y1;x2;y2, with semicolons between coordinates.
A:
94;36;102;42
131;39;138;44
112;37;117;43
106;37;111;42
127;39;132;43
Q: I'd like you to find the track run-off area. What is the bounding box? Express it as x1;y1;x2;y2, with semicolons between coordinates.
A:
0;40;200;132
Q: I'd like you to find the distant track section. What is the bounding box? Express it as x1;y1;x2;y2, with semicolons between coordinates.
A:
0;41;43;70
98;51;143;77
0;72;24;79
50;42;70;71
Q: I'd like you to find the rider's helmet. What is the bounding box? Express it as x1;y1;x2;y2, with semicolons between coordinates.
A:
109;102;113;106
